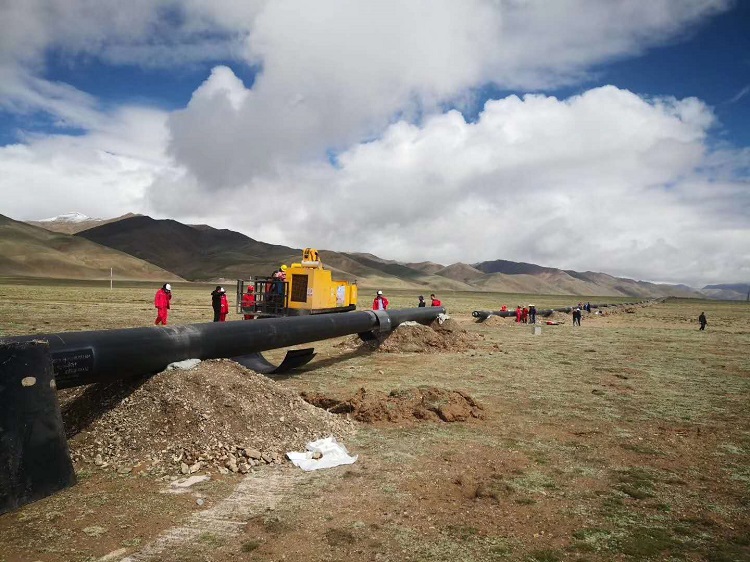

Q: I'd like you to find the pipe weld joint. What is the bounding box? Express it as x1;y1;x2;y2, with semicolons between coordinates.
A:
365;310;393;333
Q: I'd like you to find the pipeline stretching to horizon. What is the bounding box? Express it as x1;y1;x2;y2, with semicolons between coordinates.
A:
471;299;662;321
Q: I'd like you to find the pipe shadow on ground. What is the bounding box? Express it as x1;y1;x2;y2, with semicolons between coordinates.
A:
264;346;378;380
58;375;151;439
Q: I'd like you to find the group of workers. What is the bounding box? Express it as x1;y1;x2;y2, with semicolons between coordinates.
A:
154;283;445;324
372;291;441;310
511;304;537;324
155;284;710;331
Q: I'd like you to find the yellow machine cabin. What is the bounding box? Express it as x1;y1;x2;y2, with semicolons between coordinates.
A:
237;248;358;317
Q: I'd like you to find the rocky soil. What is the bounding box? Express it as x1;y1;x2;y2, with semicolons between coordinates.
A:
59;359;355;476
302;386;484;425
338;318;479;353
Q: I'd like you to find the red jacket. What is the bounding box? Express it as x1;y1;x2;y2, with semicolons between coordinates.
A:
242;292;256;309
155;288;171;309
372;296;389;310
220;294;229;314
431;298;441;307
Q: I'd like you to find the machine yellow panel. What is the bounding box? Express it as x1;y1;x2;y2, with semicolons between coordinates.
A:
241;248;357;316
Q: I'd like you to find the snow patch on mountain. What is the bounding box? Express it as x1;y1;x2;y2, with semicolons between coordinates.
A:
39;212;97;223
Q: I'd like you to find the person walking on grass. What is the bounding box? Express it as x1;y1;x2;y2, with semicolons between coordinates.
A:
154;283;171;325
572;306;582;326
699;312;707;331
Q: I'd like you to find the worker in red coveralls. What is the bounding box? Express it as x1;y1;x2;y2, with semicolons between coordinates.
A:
242;286;256;320
430;293;442;307
219;288;229;321
515;305;522;323
154;283;172;325
372;290;389;310
521;306;528;324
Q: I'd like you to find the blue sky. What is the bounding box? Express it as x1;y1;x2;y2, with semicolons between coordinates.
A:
0;0;748;286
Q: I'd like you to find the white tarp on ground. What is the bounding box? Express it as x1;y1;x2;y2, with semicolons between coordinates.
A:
286;436;357;471
166;358;201;370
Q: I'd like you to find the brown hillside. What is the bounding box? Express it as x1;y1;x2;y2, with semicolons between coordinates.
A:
36;212;705;298
405;261;446;275
319;252;473;291
75;216;300;281
434;262;484;283
0;214;182;281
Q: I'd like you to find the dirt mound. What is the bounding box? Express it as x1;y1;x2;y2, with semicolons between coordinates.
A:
61;359;355;476
302;386;484;425
482;315;506;325
337;319;478;353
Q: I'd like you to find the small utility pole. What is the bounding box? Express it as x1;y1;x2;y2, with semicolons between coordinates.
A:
110;267;113;291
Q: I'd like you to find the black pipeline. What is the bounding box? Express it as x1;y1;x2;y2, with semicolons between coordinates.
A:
471;300;653;321
2;307;445;390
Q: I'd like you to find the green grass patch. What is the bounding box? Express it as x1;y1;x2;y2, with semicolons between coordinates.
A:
616;526;679;558
571;527;613;553
615;467;656;500
526;549;563;561
325;527;357;546
196;532;224;547
444;524;480;540
242;539;262;552
620;443;663;455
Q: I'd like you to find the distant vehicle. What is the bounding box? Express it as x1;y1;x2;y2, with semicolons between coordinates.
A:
236;248;358;318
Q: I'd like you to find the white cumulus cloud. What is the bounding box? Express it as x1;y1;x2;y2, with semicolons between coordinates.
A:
1;0;747;286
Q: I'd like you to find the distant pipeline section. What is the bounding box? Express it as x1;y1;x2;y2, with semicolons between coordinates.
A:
471;300;659;321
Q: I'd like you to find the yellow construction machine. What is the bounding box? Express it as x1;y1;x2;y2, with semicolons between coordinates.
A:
237;248;358;318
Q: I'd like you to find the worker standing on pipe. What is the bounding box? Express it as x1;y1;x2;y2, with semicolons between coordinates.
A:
373;290;389;310
154;283;171;325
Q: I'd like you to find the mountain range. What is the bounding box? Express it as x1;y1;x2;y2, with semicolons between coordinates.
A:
2;212;744;299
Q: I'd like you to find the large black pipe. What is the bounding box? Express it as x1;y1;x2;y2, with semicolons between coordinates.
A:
1;307;444;389
0;342;76;515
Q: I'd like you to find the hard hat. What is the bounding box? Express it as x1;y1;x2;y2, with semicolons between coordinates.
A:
247;286;254;292
220;287;225;293
165;283;171;291
280;264;288;271
377;290;383;295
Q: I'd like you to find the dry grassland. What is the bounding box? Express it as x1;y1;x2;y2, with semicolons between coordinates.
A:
0;278;748;562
